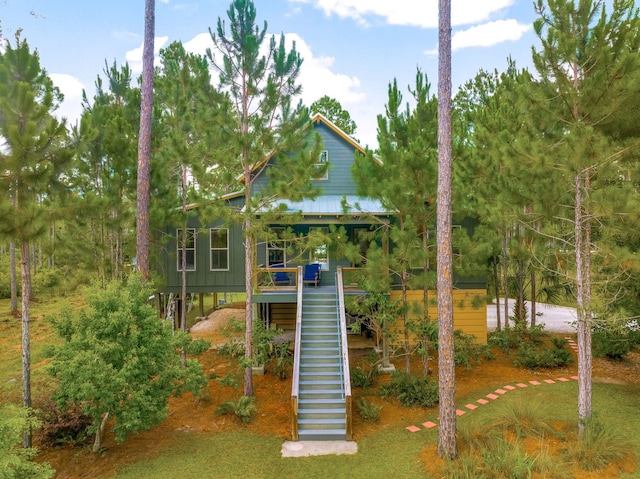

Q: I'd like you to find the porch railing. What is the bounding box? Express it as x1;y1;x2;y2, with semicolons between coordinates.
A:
336;267;353;440
290;266;304;441
256;266;298;292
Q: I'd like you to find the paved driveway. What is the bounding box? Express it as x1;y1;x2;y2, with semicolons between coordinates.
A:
487;299;577;333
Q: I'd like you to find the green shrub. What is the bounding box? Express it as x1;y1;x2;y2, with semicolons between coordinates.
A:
0;405;55;479
488;328;523;351
216;396;257;425
269;341;293;380
592;329;632;360
350;364;378;389
380;370;438;408
216;372;241;388
357;398;382;422
216;339;245;358
454;330;494;369
513;341;572;369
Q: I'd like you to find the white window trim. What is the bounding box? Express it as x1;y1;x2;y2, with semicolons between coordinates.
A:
315;150;329;181
210;228;230;271
177;228;196;271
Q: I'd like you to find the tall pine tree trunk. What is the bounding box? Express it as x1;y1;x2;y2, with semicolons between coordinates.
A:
180;167;188;366
135;0;155;279
10;240;18;314
436;0;456;459
242;177;255;397
576;170;592;434
502;230;509;328
492;255;501;331
530;268;536;327
402;272;411;373
20;241;32;448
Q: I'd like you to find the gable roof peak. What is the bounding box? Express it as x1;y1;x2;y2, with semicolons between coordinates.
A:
310;112;366;155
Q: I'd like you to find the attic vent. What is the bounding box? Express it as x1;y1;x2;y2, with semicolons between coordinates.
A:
315;150;329;180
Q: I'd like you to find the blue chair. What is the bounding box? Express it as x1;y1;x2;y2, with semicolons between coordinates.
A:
303;263;321;287
272;264;290;286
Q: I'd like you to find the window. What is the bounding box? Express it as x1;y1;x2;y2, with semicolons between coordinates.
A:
177;228;196;271
210;228;229;270
315;150;329;180
267;229;287;266
309;227;329;271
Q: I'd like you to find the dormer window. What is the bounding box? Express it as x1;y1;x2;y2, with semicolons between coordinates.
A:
315;150;329;180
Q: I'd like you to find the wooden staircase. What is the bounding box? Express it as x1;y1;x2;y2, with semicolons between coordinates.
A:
296;289;347;441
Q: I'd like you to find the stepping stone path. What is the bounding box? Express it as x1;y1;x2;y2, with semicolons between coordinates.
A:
404;335;581;433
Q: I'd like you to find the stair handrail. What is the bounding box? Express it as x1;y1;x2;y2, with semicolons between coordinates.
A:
336;267;353;440
290;265;304;441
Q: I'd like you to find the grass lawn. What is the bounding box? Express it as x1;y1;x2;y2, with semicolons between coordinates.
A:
112;381;640;479
2;294;640;478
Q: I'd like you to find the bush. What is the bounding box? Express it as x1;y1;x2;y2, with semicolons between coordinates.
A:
454;330;494;369
357;398;382;422
216;372;241;388
216;396;257;425
350;364;378;389
216;339;245;359
592;329;632;360
0;405;55;479
380;370;438;408
513;341;572;369
269;341;293;380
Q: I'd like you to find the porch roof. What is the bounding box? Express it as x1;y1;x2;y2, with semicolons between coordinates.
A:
274;195;391;216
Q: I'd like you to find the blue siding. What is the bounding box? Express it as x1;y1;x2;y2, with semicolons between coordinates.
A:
312;123;360;196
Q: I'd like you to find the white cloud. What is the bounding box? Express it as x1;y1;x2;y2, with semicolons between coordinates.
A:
182;31;365;109
183;32;214;56
288;33;365;107
452;19;531;50
125;36;170;74
289;0;515;28
424;18;531;55
50;73;85;126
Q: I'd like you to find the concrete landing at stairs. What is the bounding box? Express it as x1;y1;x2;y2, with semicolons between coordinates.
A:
281;440;358;457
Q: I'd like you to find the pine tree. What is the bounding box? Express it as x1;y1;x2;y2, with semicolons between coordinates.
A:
437;0;457;459
0;32;71;447
71;62;140;285
530;0;640;433
154;41;231;332
135;0;155;279
353;69;438;374
206;0;324;396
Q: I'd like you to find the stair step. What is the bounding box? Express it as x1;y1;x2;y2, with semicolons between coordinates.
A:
297;430;347;441
300;380;342;390
300;354;340;362
298;398;345;407
300;364;341;372
301;334;339;340
298;389;343;400
299;419;346;430
302;346;340;357
300;369;341;375
300;371;341;378
298;409;345;420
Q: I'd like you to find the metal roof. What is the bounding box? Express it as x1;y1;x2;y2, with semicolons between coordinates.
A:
273;195;390;216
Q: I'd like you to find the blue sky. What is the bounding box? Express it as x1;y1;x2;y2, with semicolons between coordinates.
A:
2;0;540;149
